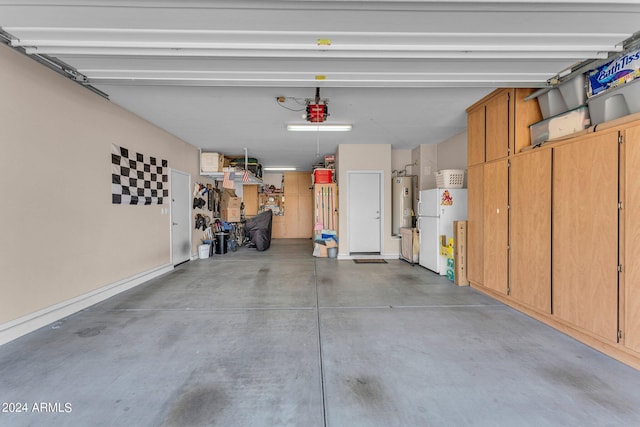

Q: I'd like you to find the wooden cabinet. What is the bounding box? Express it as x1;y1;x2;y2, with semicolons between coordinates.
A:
467;106;485;166
482;159;509;295
242;184;259;217
513;88;542;154
467;88;541;166
281;172;313;238
624;125;640;352
552;131;619;342
272;216;286;238
467;164;483;285
485;89;512;162
466;86;640;368
509;149;551;313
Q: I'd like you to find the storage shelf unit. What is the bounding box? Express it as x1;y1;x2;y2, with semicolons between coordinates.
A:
466;87;640;370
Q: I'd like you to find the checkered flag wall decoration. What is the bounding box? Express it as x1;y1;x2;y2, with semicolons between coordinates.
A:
111;143;168;205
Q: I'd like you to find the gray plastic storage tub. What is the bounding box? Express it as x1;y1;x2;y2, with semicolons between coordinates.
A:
557;74;587;110
587;78;640;125
533;74;587;119
535;87;567;119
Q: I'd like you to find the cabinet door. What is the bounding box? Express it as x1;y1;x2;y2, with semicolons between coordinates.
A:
272;216;286;238
283;194;299;237
284;172;299;195
242;184;259;217
467;164;484;285
552;132;619;342
298;194;314;238
483;159;509;294
485;90;512;162
467;106;485;166
625;125;640;352
513;88;543;154
509;149;551;313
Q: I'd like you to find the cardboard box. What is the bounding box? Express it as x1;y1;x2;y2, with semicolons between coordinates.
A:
200;152;225;173
313;239;337;258
222;197;241;210
221;189;241;210
453;220;469;286
221;207;241;222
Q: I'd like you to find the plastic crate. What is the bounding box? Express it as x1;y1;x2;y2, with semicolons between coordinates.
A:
436;169;465;188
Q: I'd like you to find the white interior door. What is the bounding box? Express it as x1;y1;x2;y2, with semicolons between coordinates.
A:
348;172;381;253
171;170;191;265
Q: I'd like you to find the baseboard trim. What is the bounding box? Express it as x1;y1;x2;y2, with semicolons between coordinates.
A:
0;263;174;346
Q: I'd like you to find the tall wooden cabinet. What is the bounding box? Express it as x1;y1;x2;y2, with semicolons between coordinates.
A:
553;131;620;342
509;149;551;313
467;165;484;284
281;171;313;238
482;159;509;295
625;125;640;353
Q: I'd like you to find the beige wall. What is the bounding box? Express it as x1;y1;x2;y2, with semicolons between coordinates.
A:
437;130;467;171
419;144;438;190
0;44;200;325
391;149;413;175
336;144;399;257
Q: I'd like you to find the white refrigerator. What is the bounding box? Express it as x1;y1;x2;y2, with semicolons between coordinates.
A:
418;188;468;274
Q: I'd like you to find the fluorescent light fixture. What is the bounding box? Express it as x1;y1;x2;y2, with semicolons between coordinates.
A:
263;167;297;171
287;124;352;132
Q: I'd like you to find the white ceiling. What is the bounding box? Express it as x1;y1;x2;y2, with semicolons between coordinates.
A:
1;0;639;170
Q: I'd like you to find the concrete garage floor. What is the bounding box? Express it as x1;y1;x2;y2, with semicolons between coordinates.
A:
2;239;640;427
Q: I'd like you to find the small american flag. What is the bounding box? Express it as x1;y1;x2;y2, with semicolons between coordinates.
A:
242;169;250;183
222;171;235;189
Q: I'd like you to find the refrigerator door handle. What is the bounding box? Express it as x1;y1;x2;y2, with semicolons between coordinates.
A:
417;201;422;216
417;217;421;229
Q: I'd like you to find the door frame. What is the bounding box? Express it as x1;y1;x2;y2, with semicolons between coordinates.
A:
170;169;192;265
346;170;384;256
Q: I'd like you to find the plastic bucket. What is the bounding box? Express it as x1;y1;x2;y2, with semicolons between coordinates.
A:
215;233;228;255
314;168;333;184
327;247;338;258
198;244;210;259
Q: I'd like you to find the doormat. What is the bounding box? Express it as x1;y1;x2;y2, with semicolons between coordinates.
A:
353;259;387;264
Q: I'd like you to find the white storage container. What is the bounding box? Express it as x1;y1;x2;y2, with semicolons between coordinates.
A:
200;152;224;173
198;244;211;259
529;105;590;146
587;78;640;125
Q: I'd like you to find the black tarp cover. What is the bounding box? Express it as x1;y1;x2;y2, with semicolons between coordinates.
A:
245;210;273;251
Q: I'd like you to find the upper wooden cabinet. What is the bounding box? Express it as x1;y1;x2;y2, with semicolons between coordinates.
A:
485;89;512;162
467;106;485;166
467;88;541;166
283;172;299;195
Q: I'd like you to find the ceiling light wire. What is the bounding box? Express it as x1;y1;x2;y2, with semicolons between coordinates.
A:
275;96;306;112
